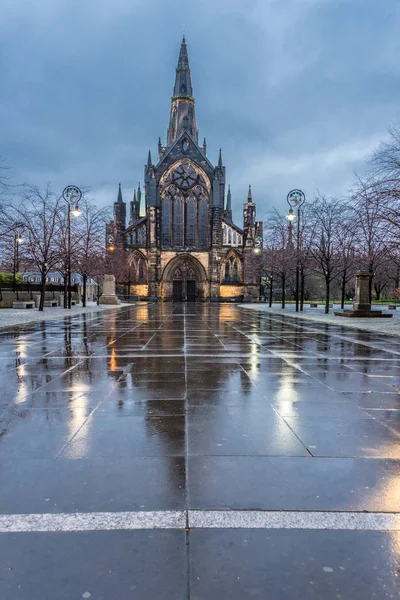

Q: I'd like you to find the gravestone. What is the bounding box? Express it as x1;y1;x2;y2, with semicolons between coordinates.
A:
99;275;121;305
335;271;392;318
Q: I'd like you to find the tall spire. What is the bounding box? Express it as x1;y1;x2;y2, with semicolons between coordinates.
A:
218;148;223;169
225;184;232;222
167;35;198;146
117;183;123;203
173;35;193;97
147;150;152;167
248;185;252;201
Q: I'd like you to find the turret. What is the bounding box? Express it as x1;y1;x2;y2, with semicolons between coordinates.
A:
243;185;256;247
129;189;140;224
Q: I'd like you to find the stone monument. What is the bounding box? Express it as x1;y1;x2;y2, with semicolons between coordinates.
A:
335;271;392;318
99;275;121;305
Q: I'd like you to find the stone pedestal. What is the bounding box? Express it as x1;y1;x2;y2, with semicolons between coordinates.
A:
99;275;121;305
335;271;392;318
353;271;372;312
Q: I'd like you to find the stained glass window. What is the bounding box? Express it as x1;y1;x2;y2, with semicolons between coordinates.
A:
162;197;172;246
186;196;196;247
224;262;230;282
232;261;238;282
173;195;184;247
198;196;208;249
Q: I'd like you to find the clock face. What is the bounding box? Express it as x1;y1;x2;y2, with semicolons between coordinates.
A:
173;164;197;190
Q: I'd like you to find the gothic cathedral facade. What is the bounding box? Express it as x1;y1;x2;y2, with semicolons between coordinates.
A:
106;35;263;301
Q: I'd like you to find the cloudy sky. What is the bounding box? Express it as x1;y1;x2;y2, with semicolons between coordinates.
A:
1;0;399;223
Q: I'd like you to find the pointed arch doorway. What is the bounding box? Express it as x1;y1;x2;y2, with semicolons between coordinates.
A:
162;254;207;302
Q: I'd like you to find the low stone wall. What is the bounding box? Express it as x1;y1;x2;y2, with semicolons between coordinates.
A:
0;290;79;309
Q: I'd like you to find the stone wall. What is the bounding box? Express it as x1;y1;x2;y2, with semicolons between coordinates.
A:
0;290;79;309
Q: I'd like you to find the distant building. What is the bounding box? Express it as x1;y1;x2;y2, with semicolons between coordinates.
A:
22;272;98;301
106;35;263;301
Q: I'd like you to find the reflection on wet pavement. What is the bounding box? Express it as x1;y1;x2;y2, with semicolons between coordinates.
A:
0;304;399;599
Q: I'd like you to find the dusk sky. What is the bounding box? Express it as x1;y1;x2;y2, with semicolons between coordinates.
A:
1;0;399;223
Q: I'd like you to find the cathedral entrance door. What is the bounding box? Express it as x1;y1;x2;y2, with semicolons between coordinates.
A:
173;280;183;302
186;280;196;302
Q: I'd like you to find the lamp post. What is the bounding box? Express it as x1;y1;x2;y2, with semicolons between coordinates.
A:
62;186;82;309
287;189;306;312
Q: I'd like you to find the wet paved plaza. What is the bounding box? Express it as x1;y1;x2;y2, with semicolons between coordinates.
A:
0;304;399;599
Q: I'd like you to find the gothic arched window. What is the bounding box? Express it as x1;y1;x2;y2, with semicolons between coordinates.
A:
223;226;227;245
228;230;232;244
222;255;240;284
233;232;237;244
186;196;196;247
138;260;144;281
224;262;230;282
198;196;208;249
173;195;184;247
160;161;210;250
162;196;172;247
232;261;238;282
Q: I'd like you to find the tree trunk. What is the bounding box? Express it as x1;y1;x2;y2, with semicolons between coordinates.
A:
341;271;346;309
281;274;285;309
82;273;87;307
39;272;46;312
325;277;330;314
374;285;381;301
97;284;100;305
269;277;273;307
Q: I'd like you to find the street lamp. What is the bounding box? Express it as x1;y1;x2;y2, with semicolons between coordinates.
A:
62;185;82;309
287;189;306;312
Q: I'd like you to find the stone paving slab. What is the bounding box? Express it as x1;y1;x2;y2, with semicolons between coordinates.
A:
240;302;400;335
0;303;399;598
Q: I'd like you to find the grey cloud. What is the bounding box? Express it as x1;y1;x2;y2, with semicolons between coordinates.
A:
1;0;399;222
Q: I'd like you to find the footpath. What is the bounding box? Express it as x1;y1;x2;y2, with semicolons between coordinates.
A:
239;302;400;336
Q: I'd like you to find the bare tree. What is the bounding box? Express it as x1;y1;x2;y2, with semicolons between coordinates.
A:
306;193;343;313
336;204;359;308
74;198;110;306
352;175;389;303
6;184;62;311
369;127;400;231
265;210;294;309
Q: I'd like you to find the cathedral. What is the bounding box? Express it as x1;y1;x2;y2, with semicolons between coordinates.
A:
106;35;263;301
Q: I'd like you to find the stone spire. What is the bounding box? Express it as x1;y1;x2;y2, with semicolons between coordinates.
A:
225;184;232;222
114;183;126;230
248;185;252;201
137;182;141;203
129;189;140;224
167;35;198;146
117;182;123;203
218;148;223;169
